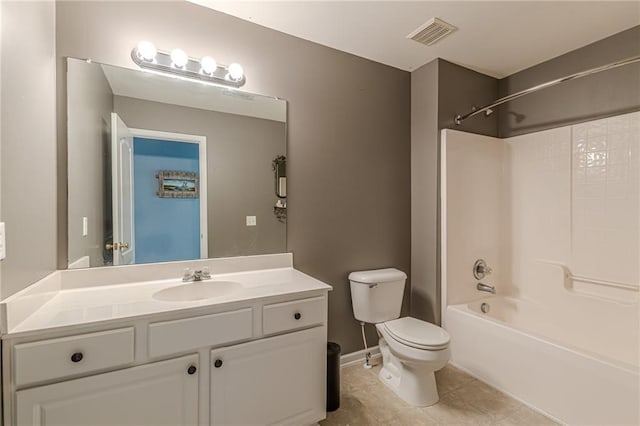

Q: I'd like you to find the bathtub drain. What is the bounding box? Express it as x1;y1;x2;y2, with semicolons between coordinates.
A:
481;302;490;314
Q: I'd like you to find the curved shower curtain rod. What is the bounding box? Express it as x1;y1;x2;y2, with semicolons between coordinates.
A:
454;54;640;125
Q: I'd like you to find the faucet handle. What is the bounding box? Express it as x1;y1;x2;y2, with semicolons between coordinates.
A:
182;268;192;281
201;266;211;279
473;259;492;280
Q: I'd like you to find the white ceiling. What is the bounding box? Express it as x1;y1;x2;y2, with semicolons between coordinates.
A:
191;1;640;78
101;63;286;122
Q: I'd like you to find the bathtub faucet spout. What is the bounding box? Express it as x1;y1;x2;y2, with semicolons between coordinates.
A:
477;282;496;294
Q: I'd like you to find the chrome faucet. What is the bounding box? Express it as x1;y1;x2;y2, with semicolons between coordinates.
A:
182;267;211;282
477;282;496;294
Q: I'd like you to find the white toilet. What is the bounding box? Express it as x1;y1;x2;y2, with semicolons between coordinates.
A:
349;268;450;407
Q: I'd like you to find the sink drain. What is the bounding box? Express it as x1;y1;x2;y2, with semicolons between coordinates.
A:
481;302;490;314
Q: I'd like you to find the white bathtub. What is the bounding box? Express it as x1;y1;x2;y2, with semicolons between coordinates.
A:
445;296;639;425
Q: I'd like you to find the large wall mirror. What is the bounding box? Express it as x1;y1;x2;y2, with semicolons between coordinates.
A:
67;58;287;269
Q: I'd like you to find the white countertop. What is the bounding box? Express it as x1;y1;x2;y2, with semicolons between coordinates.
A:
2;267;332;338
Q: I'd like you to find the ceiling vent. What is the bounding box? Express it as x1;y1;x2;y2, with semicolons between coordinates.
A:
407;18;457;46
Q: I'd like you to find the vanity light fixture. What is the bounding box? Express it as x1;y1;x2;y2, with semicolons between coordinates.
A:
170;48;189;68
227;63;244;82
131;41;246;88
200;56;217;75
135;41;157;62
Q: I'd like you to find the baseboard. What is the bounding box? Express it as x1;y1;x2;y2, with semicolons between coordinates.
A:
340;346;381;368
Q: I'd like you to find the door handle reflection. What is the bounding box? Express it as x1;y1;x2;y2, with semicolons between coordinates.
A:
105;242;129;251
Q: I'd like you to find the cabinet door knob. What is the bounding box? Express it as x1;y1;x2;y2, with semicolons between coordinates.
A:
294;312;302;320
214;359;223;368
187;365;197;375
70;352;84;363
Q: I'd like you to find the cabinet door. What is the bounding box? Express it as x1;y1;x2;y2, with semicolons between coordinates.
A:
16;354;199;426
211;327;325;426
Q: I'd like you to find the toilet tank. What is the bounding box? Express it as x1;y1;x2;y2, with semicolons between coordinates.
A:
349;268;407;323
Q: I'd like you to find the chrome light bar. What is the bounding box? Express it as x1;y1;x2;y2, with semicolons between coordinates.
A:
131;42;246;88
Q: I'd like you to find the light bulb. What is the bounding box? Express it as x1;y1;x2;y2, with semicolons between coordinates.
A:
228;63;244;81
170;49;188;68
200;56;217;75
136;41;156;62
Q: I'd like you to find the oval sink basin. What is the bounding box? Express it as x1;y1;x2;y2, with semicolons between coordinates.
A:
153;281;242;302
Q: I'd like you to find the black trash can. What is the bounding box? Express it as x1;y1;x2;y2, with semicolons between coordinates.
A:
326;342;341;412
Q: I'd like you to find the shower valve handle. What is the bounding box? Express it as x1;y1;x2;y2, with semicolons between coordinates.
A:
480;265;492;274
473;259;492;280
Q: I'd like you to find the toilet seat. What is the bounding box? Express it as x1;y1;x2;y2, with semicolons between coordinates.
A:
382;317;450;351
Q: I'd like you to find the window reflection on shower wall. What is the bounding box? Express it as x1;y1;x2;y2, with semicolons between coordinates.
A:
571;114;639;287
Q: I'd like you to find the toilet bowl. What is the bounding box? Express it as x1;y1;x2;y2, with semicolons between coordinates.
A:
376;317;450;406
348;268;450;407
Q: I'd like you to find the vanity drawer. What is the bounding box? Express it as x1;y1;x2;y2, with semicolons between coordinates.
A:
263;296;325;335
14;327;135;387
148;308;253;357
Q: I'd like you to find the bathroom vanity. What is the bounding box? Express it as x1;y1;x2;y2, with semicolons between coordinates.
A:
0;50;332;425
0;254;331;426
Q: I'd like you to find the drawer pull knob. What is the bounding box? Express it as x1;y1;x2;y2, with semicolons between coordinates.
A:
294;312;302;320
187;365;197;375
214;359;223;368
70;352;84;363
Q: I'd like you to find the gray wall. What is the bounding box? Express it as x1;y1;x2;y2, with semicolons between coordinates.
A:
56;1;411;354
438;60;499;137
0;1;57;299
410;60;439;323
113;95;286;258
67;59;113;267
498;25;640;137
410;58;498;324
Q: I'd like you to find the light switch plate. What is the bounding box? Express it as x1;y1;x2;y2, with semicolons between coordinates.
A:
0;222;6;260
82;217;89;237
246;216;257;226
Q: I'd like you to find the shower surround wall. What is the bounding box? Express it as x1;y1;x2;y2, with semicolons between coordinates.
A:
441;112;639;424
509;114;639;300
440;130;509;306
444;110;639;349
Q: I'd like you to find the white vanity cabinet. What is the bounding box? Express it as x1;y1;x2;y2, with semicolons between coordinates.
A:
210;327;325;426
13;327;135;387
15;354;199;426
3;291;329;426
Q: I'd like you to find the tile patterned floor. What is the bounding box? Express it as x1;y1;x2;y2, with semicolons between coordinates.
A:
320;363;559;426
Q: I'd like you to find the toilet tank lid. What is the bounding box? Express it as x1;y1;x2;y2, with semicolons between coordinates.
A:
349;268;407;284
